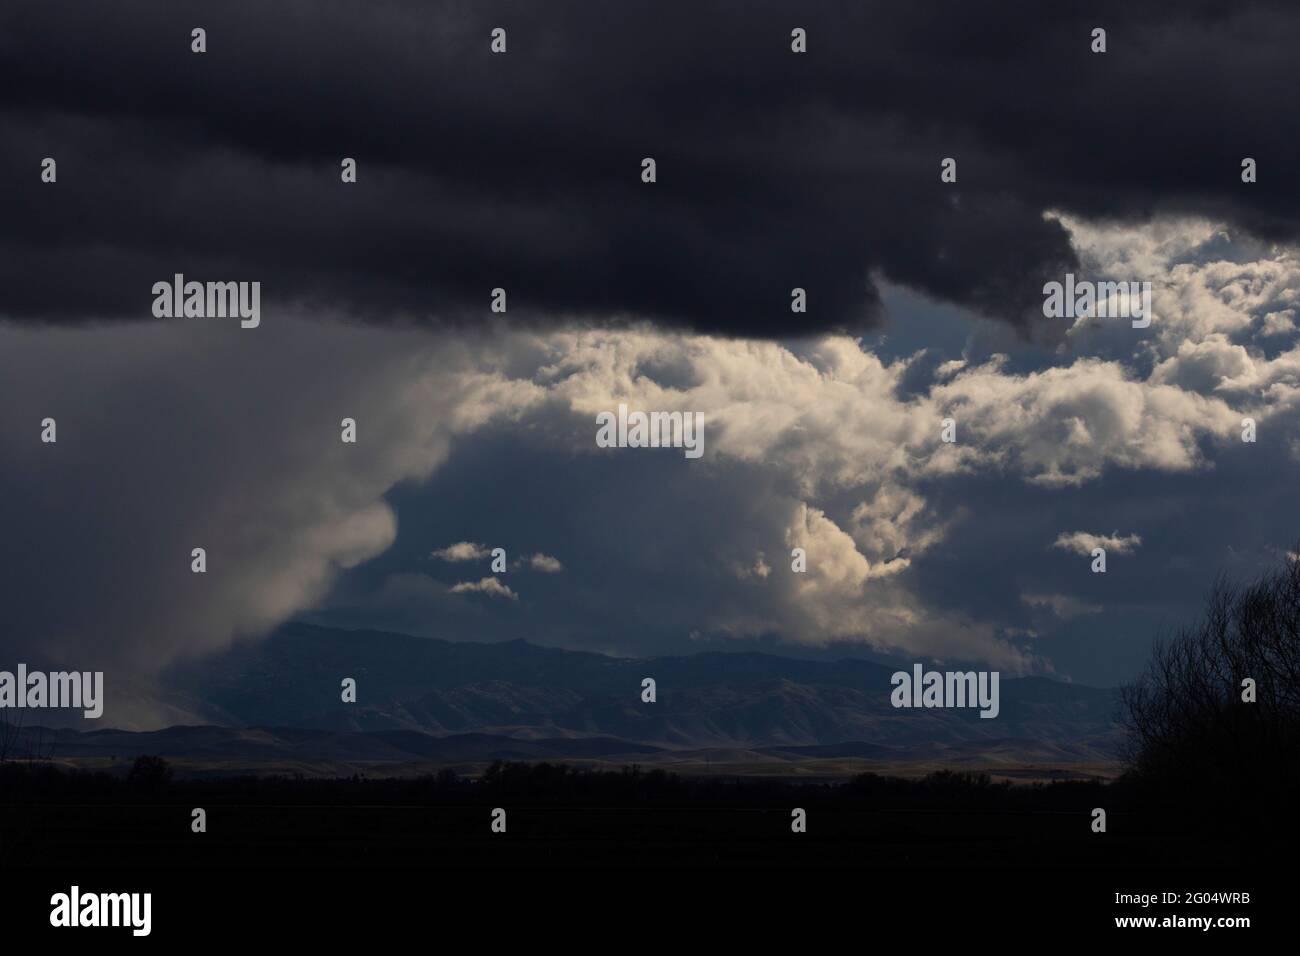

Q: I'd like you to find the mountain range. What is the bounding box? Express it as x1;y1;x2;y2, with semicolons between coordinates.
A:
5;624;1125;775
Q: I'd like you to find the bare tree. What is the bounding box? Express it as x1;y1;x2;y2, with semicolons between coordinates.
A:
1120;549;1300;807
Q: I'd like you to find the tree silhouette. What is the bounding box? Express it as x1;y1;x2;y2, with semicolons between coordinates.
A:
126;754;173;791
1120;548;1300;816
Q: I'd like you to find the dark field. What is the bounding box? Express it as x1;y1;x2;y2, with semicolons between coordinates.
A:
0;803;1244;869
0;761;1259;869
1;761;1277;940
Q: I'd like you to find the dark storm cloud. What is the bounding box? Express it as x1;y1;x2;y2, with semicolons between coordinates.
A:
1;0;1298;336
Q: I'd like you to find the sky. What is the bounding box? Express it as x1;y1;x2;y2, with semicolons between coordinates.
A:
3;1;1300;719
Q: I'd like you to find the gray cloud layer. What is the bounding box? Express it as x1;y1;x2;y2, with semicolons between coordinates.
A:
3;1;1299;336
